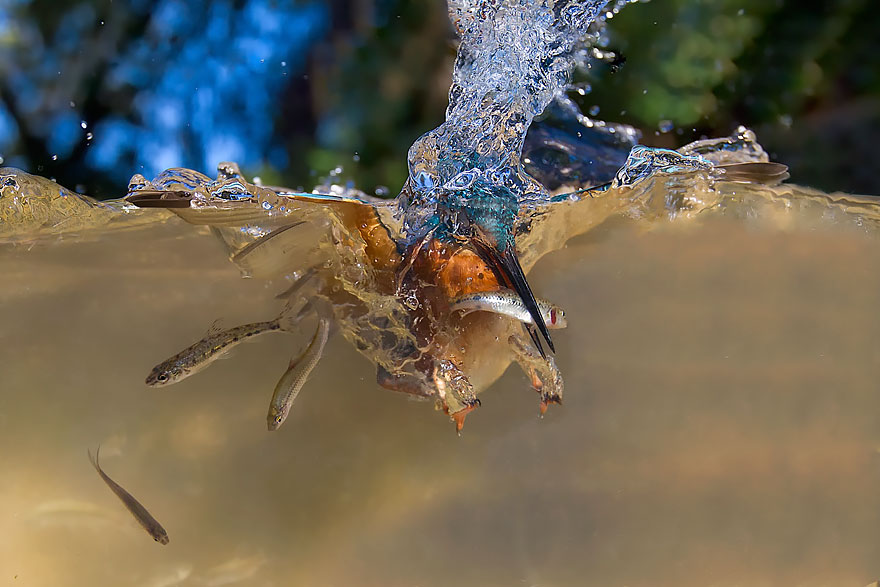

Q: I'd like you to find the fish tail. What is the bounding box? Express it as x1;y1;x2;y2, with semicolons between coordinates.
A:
87;444;101;472
277;300;313;332
275;265;319;301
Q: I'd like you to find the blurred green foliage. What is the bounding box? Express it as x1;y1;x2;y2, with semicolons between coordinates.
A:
584;0;880;192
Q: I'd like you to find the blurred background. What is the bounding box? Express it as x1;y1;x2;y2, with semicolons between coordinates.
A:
0;0;877;199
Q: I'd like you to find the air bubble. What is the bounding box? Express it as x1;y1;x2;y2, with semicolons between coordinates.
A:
658;120;674;133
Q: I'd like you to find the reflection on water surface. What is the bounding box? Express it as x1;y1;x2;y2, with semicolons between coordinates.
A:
2;210;880;586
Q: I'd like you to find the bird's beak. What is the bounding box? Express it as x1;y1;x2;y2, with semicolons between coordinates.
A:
471;230;554;358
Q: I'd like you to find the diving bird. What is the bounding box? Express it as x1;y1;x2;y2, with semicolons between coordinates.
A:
402;165;555;358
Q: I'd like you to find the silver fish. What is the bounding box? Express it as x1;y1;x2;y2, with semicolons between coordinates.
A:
146;313;302;386
87;446;169;545
450;288;567;329
267;318;331;431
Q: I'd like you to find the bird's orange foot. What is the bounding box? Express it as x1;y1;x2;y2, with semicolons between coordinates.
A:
539;393;562;417
449;399;480;435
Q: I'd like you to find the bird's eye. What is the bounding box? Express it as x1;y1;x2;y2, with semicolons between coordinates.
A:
446;170;478;190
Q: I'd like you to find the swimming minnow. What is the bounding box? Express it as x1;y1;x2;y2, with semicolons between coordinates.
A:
449;288;567;329
267;317;331;431
146;313;302;386
87;446;169;545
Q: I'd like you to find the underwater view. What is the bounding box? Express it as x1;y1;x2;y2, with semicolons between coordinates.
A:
2;1;880;586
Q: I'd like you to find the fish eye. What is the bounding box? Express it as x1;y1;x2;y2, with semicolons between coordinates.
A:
157;373;168;382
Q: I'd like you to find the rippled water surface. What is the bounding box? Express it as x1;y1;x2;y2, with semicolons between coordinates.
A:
2;209;880;586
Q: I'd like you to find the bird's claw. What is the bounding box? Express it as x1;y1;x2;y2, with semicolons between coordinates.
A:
539;393;562;417
449;402;479;435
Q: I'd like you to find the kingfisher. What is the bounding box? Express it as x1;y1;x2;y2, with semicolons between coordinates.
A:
399;157;554;358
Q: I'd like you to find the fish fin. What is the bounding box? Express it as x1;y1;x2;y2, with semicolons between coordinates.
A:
290;319;325;367
471;230;554;355
205;319;225;336
287;340;311;369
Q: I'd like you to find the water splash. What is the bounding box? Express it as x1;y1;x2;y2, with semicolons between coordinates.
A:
0;167;157;241
611;146;713;189
403;0;632;240
678;126;770;166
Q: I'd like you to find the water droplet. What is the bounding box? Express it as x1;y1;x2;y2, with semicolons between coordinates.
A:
51;155;58;161
588;105;600;116
572;82;591;96
352;153;360;162
374;185;390;197
85;132;93;141
658;120;674;133
80;121;87;129
127;174;147;192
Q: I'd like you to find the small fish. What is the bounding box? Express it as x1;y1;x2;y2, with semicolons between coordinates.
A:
450;288;567;329
146;312;302;386
267;318;331;431
87;446;169;545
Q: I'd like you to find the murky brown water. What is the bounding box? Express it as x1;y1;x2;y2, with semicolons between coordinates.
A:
2;209;880;586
